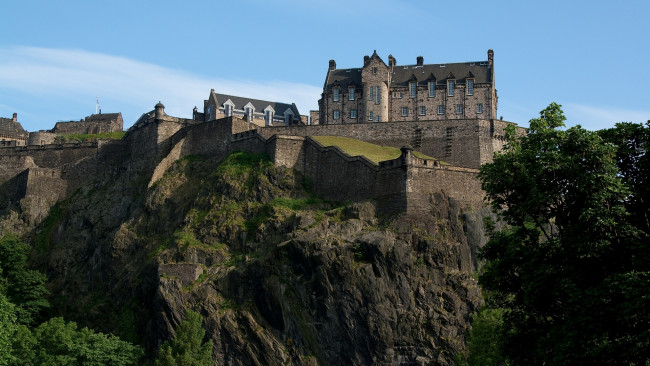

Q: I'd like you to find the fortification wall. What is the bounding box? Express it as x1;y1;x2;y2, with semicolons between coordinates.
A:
0;143;99;170
24;168;67;203
51;119;122;134
258;119;499;169
28;131;57;146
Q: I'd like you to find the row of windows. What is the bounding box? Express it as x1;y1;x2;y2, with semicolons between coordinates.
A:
335;79;475;102
335;103;484;119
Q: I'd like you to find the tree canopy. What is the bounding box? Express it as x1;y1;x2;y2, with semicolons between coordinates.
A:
155;310;214;366
476;103;650;365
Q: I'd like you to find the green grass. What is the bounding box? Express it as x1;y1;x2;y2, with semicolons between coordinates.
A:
57;131;126;142
312;136;439;164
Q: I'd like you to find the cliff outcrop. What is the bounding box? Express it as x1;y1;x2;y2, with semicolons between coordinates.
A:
3;147;492;365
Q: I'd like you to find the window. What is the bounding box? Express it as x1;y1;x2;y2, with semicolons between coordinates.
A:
375;86;380;105
246;107;254;121
467;79;474;95
419;106;426;116
349;88;355;100
429;81;435;97
402;107;408;117
265;110;273;125
438;105;445;114
456;104;463;114
447;80;455;96
285;114;293;125
333;88;339;102
372;67;377;74
369;111;374;121
224;104;232;117
369;86;374;101
333;110;340;119
477;103;483;114
350;109;357;118
376;115;380;122
410;82;416;98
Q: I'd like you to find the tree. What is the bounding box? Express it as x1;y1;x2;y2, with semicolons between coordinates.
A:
477;104;650;365
155;311;213;366
0;234;49;325
10;317;143;366
0;293;16;366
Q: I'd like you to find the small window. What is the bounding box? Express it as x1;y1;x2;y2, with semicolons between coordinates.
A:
372;67;377;74
369;111;374;121
369;86;374;101
333;110;340;119
448;80;455;96
467;79;474;95
399;92;403;98
375;115;380;122
410;82;416;98
224;104;232;117
438;105;445;114
349;88;355;101
402;107;408;117
375;86;380;105
477;103;483;114
429;81;435;97
419;106;426;116
333;88;339;102
456;104;463;114
350;109;357;118
265;110;273;125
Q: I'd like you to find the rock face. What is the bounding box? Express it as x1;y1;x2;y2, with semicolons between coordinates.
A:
8;152;487;365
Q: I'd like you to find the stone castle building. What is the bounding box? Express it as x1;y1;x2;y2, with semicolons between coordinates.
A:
318;50;496;125
49;112;123;135
0;113;29;146
194;89;305;127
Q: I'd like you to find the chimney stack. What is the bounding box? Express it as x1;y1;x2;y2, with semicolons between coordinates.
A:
329;59;337;70
363;55;370;66
416;56;423;66
12;113;17;122
388;54;396;67
488;49;494;67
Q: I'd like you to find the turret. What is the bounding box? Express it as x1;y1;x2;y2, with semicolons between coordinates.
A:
154;101;165;120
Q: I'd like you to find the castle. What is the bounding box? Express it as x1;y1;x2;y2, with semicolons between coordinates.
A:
318;50;496;125
0;50;522;225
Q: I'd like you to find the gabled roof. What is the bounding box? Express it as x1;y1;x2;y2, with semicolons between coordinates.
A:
389;61;490;87
0;117;28;138
210;92;300;117
85;113;122;122
324;58;492;90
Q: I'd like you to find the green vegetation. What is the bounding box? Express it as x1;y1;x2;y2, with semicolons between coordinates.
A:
155;311;213;366
56;131;126;142
474;103;650;365
312;135;438;164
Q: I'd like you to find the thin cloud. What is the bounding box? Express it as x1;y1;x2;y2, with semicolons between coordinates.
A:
0;46;322;129
564;103;649;130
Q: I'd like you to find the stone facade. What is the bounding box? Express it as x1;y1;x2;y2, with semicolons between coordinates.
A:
195;89;305;127
0;113;29;146
50;112;123;135
318;50;496;125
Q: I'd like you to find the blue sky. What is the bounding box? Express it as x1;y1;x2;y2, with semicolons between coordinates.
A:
1;0;648;132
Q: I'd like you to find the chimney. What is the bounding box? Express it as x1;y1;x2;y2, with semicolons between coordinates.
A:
329;59;336;70
363;55;370;65
488;49;494;67
388;54;396;67
416;56;423;66
12;113;17;122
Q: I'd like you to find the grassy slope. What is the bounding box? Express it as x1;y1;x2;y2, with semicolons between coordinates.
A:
311;135;440;164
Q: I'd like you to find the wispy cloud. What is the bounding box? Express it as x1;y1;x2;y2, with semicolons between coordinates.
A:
564;103;649;130
0;46;321;129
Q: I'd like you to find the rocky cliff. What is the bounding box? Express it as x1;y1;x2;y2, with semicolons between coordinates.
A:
2;150;491;365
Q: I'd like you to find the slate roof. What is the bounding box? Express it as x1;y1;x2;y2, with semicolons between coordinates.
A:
324;59;492;90
85;113;122;121
211;92;300;116
0;117;28;139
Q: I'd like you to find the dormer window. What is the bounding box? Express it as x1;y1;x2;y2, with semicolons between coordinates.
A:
264;107;274;126
224;102;234;117
467;79;474;95
447;80;455;96
410;82;416;98
428;81;435;97
348;88;355;101
333;88;340;102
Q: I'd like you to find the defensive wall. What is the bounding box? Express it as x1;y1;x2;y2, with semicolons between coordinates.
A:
257;118;518;169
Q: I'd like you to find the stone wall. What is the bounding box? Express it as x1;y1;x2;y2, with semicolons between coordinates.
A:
28;131;57;146
257;119;522;169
